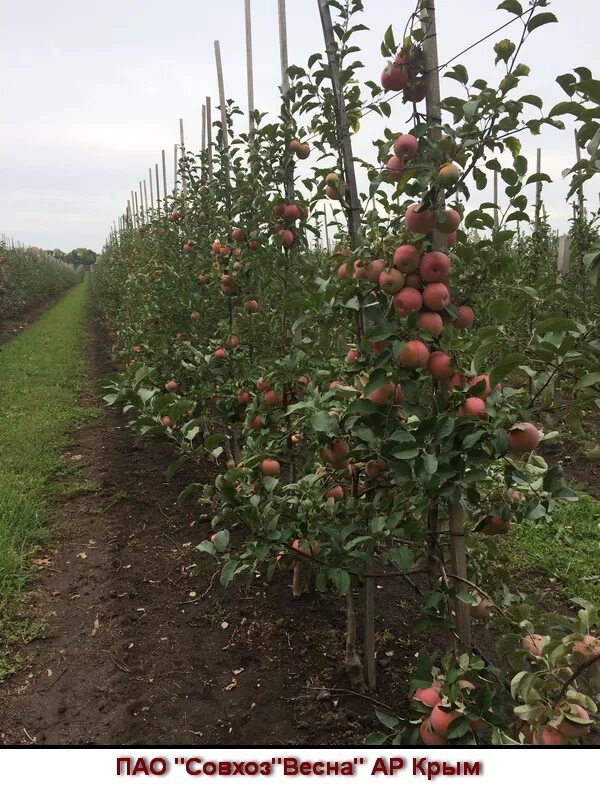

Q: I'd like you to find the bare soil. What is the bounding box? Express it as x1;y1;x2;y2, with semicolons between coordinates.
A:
1;301;597;746
0;302;438;746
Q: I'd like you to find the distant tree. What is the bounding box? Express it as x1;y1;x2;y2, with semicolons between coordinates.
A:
49;248;68;261
65;248;97;267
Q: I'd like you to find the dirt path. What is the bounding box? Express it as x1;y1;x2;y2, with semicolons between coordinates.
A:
0;301;426;746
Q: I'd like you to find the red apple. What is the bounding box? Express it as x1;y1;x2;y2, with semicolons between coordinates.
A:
417;311;444;337
399;340;430;368
419;718;447;745
453;305;474;329
284;204;302;221
430;705;461;738
393;287;423;316
393;244;420;274
507;422;540;455
386;155;405;181
427;351;455;380
366;259;386;283
435;208;462;234
261;459;280;477
393;133;419;161
422;282;450;311
379;268;406;295
458;397;487;419
405;203;436;234
419;251;451;283
381;61;409;91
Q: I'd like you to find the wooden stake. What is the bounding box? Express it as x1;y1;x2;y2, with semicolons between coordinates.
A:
134;191;140;226
155;163;161;213
245;0;255;133
323;202;331;254
422;0;471;655
201;104;206;152
180;118;186;192
214;41;229;150
277;0;290;95
139;181;145;220
317;0;362;247
161;150;168;213
206;96;214;178
173;143;179;196
143;179;149;219
364;571;376;690
149;168;154;213
345;586;365;693
557;233;570;278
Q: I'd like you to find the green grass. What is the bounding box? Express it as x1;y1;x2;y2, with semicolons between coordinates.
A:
505;492;600;604
0;280;96;675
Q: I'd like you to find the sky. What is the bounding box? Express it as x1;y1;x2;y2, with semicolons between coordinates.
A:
0;0;598;252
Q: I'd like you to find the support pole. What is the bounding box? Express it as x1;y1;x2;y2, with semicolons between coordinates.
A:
206;96;213;178
155;163;161;213
149;167;154;214
317;0;362;246
245;0;255;134
173;143;179;197
143;179;149;220
161;150;168;213
421;0;471;655
214;41;229;150
364;571;376;691
535;148;542;229
277;0;290;96
139;181;145;221
180;118;186;192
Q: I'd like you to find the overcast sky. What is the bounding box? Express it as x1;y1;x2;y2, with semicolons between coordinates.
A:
0;0;598;252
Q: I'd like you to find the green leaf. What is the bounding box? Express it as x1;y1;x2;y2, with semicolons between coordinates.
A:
196;540;215;556
445;64;469;84
328;568;350;595
383;24;396;55
311;411;340;434
497;0;523;14
518;94;543;109
527;12;558;32
375;708;400;729
494;39;516;64
212;530;230;552
365;732;389;745
489;353;524;387
447;715;471;739
488;298;511;322
576;79;600;105
548;101;585;117
575;372;600;390
343;296;361;311
220;558;240;587
525;172;551;185
434;416;455;440
423;453;438;475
